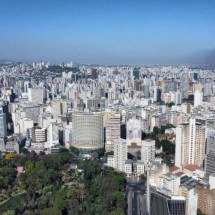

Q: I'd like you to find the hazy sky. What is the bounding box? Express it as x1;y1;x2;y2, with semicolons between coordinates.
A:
0;0;215;64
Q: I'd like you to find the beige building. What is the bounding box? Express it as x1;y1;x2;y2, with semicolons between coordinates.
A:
175;118;206;168
193;83;202;93
19;118;34;134
150;115;159;132
179;185;198;215
105;112;120;152
196;184;215;215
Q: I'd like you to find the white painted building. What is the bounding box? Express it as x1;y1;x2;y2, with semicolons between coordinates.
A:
114;138;127;172
158;173;181;195
107;155;115;168
194;90;203;107
136;161;145;175
141;139;155;164
124;160;133;174
126;117;142;146
28;88;44;105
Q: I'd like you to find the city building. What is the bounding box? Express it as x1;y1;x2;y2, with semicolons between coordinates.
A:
175;118;206;168
150;189;186;215
0;113;7;138
141;139;155;164
194;90;203;107
114;138;127;172
72;112;104;150
105;112;120;152
28;87;44;105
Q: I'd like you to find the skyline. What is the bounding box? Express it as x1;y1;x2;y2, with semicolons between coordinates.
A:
1;0;215;64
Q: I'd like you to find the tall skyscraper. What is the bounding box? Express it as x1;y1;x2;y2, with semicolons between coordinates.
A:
180;74;189;99
28;87;44;105
46;123;59;148
175;123;189;167
0;113;7;138
141;139;155;164
194;90;203;107
205;129;215;177
175;118;206;168
150;189;186;215
105;112;120;152
114;138;127;172
154;86;161;102
126;117;142;146
133;68;140;79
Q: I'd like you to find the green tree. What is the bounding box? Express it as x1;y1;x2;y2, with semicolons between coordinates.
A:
135;151;141;160
111;208;125;215
105;151;114;157
155;139;161;149
160;126;166;134
69;146;80;156
21;148;30;155
41;207;61;215
112;191;125;205
2;210;16;215
94;148;105;157
153;126;160;135
160;140;175;154
25;161;34;174
197;209;205;215
54;196;66;211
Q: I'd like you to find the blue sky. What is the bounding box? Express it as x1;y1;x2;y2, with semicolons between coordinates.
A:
0;0;215;64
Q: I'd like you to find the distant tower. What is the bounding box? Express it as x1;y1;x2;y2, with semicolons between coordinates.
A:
180;74;189;99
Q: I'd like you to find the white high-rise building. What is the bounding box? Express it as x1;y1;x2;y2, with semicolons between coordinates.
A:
114;138;127;172
28;88;44;105
64;123;73;149
126;117;142;146
141;139;155;164
158;173;181;195
0;113;7;138
46;123;59;148
51;99;64;118
175;125;188;168
174;91;182;105
194;90;203;107
105;112;120;152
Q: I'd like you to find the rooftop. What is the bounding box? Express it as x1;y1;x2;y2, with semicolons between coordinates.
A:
184;164;200;171
169;166;180;173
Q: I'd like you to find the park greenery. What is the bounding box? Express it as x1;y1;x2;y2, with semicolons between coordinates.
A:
150;125;176;166
0;147;127;215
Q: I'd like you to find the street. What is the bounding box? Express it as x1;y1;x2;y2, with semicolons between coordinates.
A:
126;181;147;215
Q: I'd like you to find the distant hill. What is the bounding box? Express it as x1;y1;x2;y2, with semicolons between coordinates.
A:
0;59;19;64
189;49;215;66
